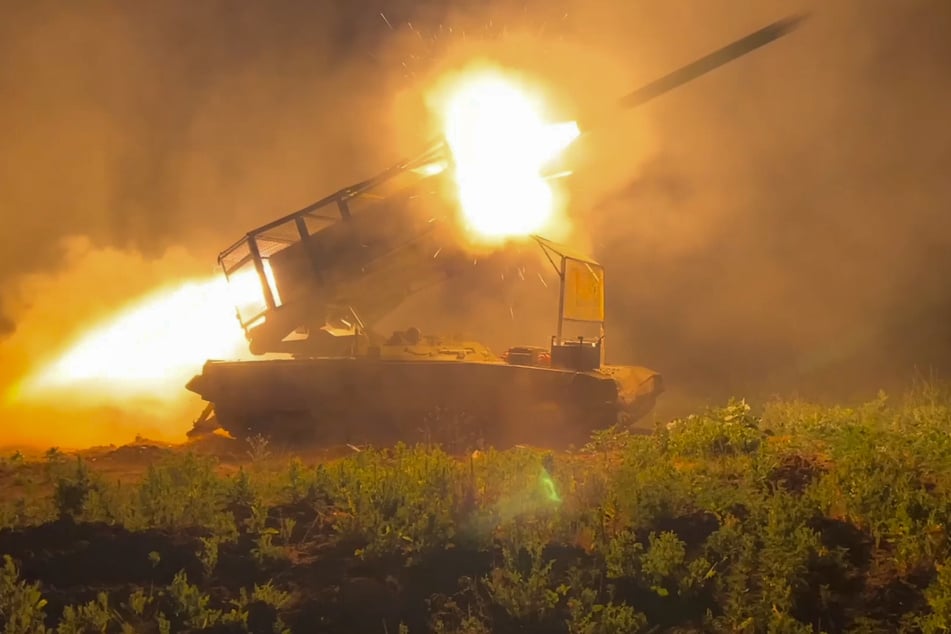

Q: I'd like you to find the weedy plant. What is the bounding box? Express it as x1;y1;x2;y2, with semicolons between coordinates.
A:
0;381;950;632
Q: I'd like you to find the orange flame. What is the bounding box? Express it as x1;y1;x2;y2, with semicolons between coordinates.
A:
7;65;580;438
12;270;260;404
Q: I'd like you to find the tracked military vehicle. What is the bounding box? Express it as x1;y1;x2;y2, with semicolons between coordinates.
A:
185;14;806;450
185;142;663;449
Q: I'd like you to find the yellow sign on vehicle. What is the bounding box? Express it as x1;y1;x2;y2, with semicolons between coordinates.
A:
563;258;604;322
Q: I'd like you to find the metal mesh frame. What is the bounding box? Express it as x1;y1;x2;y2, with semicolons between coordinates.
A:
212;138;449;336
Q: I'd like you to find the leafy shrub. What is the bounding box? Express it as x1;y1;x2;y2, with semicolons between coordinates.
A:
664;399;764;459
2;383;951;631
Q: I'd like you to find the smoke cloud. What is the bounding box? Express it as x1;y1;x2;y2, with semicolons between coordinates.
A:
2;0;949;445
0;311;13;338
569;0;951;409
393;0;951;414
0;237;246;449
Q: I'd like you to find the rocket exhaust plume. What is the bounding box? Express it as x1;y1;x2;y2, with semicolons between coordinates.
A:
14;13;804;400
0;241;261;449
14;274;255;401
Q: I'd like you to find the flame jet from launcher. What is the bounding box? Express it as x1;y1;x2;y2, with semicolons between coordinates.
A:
183;14;808;450
446;12;810;175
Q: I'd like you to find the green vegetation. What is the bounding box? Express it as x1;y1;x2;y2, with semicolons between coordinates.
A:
1;382;950;632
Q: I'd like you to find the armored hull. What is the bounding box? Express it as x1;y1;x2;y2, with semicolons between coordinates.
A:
185;355;663;451
174;14;809;453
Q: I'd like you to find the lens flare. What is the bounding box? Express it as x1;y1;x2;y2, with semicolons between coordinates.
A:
436;67;580;243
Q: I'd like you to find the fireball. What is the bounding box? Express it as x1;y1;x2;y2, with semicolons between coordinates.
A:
14;64;578;408
435;67;580;242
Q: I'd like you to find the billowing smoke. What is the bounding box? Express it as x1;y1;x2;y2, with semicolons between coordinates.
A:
567;0;951;410
2;0;949;446
395;0;951;414
0;237;247;449
0;311;13;338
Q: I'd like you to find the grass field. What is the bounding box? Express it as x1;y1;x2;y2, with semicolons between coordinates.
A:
1;381;950;633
